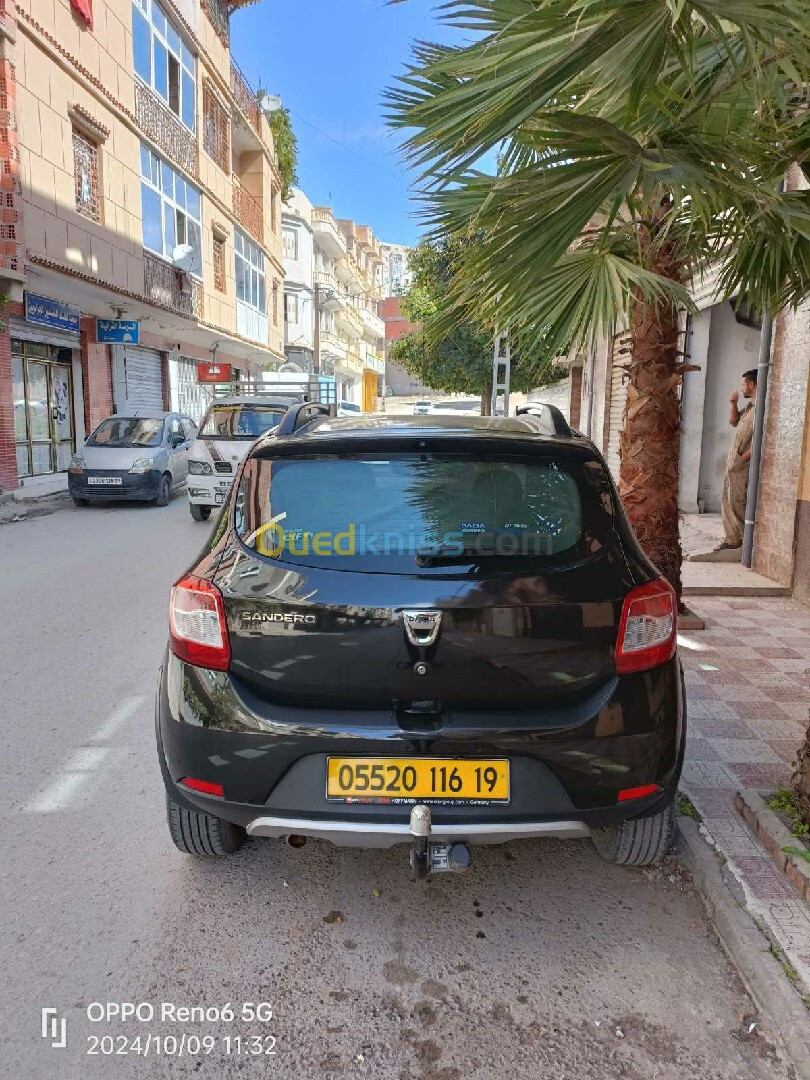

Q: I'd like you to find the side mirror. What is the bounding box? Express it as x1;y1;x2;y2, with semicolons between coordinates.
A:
170;433;185;448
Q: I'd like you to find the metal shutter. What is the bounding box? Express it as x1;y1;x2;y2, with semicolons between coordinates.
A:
112;345;163;412
605;333;631;481
169;355;212;422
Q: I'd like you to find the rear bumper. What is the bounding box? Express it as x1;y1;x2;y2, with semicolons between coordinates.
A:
69;470;161;500
156;650;685;845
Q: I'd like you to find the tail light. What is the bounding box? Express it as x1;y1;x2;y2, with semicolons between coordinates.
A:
169;574;231;671
615;579;677;675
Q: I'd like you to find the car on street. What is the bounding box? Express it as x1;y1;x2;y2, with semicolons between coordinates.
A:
337;400;362;417
186;395;299;521
412;400;434;415
156;405;684;873
68;411;196;507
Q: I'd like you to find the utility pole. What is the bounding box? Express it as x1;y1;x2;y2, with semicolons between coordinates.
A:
313;282;321;376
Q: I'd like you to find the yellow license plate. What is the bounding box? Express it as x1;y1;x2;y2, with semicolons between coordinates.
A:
326;758;510;804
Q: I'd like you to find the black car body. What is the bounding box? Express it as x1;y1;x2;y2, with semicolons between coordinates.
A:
156;407;684;869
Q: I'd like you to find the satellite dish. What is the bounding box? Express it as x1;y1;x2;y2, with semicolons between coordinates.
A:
172;244;195;273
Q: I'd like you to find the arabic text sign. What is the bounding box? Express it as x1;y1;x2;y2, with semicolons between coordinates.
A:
25;293;80;335
96;319;140;344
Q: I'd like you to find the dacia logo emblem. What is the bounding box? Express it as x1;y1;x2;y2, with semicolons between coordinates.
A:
402;610;442;647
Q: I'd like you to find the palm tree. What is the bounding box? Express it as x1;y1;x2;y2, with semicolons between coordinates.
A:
387;0;810;597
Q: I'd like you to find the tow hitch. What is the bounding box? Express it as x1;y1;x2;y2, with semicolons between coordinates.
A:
409;804;471;879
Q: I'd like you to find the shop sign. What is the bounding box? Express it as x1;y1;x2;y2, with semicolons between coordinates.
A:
25;293;80;335
96;319;140;344
197;362;233;383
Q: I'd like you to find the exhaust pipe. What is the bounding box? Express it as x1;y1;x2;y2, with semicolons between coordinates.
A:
286;834;307;849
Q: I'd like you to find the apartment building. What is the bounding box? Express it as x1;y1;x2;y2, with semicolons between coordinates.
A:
0;0;285;494
282;189;385;409
380;240;411;297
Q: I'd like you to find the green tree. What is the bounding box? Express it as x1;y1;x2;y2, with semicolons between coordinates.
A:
387;0;810;596
391;235;564;414
258;96;299;202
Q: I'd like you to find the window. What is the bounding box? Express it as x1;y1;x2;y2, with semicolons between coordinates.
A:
132;0;196;132
234;228;266;314
284;292;298;324
203;80;229;172
272;280;279;325
88;417;165;448
72;127;102;222
140;144;202;275
271;186;278;233
213;235;225;292
282;227;298;261
200;404;286;439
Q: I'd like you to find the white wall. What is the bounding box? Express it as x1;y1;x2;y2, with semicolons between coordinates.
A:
679;309;711;513
697;301;761;512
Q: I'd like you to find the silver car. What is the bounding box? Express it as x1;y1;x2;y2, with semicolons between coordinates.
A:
68;411;196;507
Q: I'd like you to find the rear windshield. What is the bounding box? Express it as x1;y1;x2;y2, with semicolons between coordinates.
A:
235;454;614;571
199;405;287;440
87;417;164;448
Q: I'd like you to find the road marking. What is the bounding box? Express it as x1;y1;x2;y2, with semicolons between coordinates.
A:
23;747;109;813
91;695;144;742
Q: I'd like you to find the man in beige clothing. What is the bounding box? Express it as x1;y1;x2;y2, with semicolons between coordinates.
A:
717;368;757;550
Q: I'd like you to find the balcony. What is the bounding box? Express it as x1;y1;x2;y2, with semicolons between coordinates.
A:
314;269;338;292
144;253;203;320
319;330;347;364
312;208;346;260
201;0;229;44
135;83;198;179
233;177;264;244
335;299;363;340
230;60;260;134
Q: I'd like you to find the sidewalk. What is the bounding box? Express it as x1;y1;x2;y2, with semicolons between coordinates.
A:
680;596;810;997
681;514;791;596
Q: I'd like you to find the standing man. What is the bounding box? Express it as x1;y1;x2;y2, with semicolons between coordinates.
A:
717;368;758;551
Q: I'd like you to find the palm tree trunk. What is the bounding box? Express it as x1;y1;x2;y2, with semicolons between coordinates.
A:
481;378;493;416
619;256;683;599
794;720;810;827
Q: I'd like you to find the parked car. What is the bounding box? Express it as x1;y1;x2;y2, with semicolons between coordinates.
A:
186;396;299;521
337;400;362;417
412;400;434;415
68;411;196;507
157;405;683;874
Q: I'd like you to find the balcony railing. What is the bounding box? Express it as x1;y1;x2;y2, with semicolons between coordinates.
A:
135;83;198;179
233;177;263;244
230;60;260;133
144;253;203;320
201;0;229;44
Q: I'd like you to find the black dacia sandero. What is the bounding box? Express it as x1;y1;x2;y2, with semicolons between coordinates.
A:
155;403;685;876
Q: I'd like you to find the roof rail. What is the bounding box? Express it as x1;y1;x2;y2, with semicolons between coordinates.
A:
515;402;573;437
275;401;332;436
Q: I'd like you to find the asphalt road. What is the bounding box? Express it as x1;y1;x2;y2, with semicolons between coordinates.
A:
0;496;793;1080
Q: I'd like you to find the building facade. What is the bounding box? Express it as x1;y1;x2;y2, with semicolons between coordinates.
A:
380;241;411;297
0;0;286;494
281;189;385;409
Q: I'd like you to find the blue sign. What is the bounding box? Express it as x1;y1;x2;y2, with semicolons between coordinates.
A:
25;292;80;335
96;319;140;344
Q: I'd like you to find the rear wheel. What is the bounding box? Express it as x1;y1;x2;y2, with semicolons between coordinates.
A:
165;792;245;856
155;473;171;507
189;502;211;522
592;803;675;866
72;496;88;507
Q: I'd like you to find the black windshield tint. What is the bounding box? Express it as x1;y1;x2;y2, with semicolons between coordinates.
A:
88;418;164;448
199;406;287;439
236;454;614;571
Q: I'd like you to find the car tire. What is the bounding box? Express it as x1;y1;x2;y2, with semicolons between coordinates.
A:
591;803;675;866
72;496;88;507
155;473;171;507
189;503;211;522
165;792;245;856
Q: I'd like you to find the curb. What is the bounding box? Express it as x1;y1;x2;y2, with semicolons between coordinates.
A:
677;817;810;1079
736;789;810;903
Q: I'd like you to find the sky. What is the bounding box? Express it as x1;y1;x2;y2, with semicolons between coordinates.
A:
229;0;461;247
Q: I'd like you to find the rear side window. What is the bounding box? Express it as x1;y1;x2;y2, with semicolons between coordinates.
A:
235;454;613;571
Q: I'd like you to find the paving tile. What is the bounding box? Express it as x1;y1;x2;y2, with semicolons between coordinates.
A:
686;702;747;722
762;900;810;951
685;737;721;761
730;700;788;720
706;738;781;763
705;818;765;857
731;761;792;788
687;788;738;815
688;717;756;738
762;686;808;702
767;738;803;762
681;761;740;788
733;857;800;900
